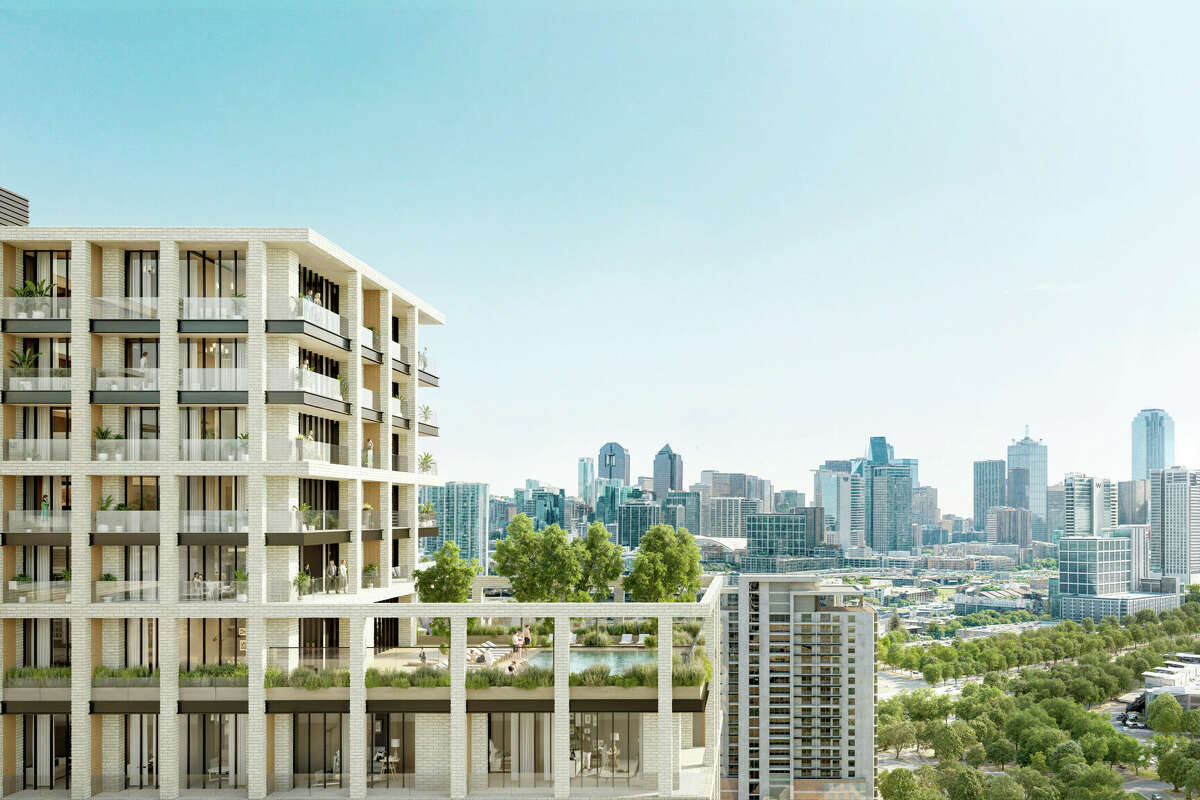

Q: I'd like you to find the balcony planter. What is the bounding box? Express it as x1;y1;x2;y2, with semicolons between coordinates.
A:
93;676;160;688
366;686;450;701
266;686;349;701
467;686;554;701
179;676;248;688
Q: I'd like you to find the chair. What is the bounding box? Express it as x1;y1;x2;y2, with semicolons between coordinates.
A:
619;633;633;645
637;633;650;645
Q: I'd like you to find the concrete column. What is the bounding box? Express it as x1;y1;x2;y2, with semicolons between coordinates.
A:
246;242;268;604
379;480;392;588
349;615;368;799
553;614;571;798
704;605;719;767
345;272;364;594
69;241;92;607
657;614;674;797
449;615;467;798
69;610;91;799
376;289;392;472
246;615;267;799
158;616;179;799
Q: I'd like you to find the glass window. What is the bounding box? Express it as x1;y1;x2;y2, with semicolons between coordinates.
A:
125;714;158;789
367;713;416;789
182;713;246;788
570;712;645;790
294;713;348;788
22;713;70;789
124;251;159;298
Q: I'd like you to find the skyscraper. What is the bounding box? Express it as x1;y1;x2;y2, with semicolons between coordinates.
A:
1063;474;1118;537
895;458;919;488
1150;467;1200;582
700;470;775;512
530;487;566;531
597;441;630;485
911;486;939;526
708;497;761;539
1007;466;1030;510
867;464;912;552
1008;429;1049;538
576;456;596;506
742;509;827;572
1047;483;1066;537
663;490;701;537
773;489;806;513
1118;479;1149;525
1133;408;1175;481
420;482;491;568
616;498;663;549
813;468;865;550
972;460;1006;531
652;443;683;499
866;435;894;464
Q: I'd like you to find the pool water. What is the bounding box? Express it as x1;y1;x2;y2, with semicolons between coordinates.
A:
527;648;657;674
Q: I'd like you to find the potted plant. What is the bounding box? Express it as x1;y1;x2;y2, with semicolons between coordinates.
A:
419;404;432;424
293;571;311;598
293;502;314;531
8;348;39;390
96;495;115;532
99;572;117;602
236;432;249;460
338;374;349;401
363;563;378;588
94;426;114;460
418;452;436;474
232;568;248;601
113;503;129;532
419;501;436;527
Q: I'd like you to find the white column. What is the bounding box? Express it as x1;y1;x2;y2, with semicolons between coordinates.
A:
246;242;268;604
158;616;180;800
158;241;180;606
345;272;364;593
657;614;674;797
553;614;571;799
246;616;267;800
349;615;368;799
449;615;467;798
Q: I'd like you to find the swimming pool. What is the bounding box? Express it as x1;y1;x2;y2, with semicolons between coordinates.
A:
527;648;657;674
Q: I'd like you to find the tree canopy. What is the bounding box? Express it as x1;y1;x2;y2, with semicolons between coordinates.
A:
414;540;478;603
624;524;701;602
492;515;582;602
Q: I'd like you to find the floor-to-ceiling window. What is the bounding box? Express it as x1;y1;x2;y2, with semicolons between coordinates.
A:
23;250;70;296
367;713;415;788
22;713;69;790
182;251;245;297
488;713;554;790
179;619;244;669
124;250;158;299
293;713;348;789
124;617;158;671
21;618;69;667
125;714;158;789
569;712;646;789
181;713;246;789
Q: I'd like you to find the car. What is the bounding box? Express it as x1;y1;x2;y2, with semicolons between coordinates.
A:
1152;793;1165;800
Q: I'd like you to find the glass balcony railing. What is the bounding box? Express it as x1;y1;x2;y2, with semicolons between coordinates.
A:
416;406;438;427
6;439;70;461
362;509;382;529
179;367;247;391
93;367;159;391
360;448;381;469
92;580;158;603
359;386;377;411
179;438;249;461
4;368;70;391
7;510;70;533
180;296;247;319
179;510;248;533
269;368;344;401
359;325;380;350
267;439;347;464
92;296;159;319
390;397;409;418
93;511;159;533
179;579;248;602
3;580;70;604
277;575;354;600
416;348;437;377
268;509;344;532
267;646;353;674
268;297;347;336
0;297;70;320
93;438;159;461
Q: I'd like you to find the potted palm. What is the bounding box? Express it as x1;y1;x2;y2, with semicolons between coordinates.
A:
419;404;433;424
96;495;115;532
99;572;117;603
363;563;378;589
418;452;436;474
232;568;249;601
8;348;39;390
10;573;31;603
235;432;249;460
293;571;311;598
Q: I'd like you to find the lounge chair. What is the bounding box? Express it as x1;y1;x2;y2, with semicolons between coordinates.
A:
637;633;650;645
619;633;633;645
569;633;578;645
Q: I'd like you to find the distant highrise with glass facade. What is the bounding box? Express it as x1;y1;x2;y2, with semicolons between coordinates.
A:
1132;408;1174;481
972;460;1006;531
597;441;631;485
616;498;662;549
865;464;912;552
653;443;683;499
663;490;700;537
420;482;490;568
1008;429;1049;539
577;456;596;506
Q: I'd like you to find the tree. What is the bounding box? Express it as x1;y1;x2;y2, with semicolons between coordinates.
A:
1158;749;1192;792
414;541;478;603
923;663;943;685
879;720;917;758
932;723;964;762
879;769;922;800
889;612;903;632
965;745;987;769
623;524;701;602
985;738;1015;767
573;522;623;600
1184;708;1200;739
493;515;582;602
947;767;984;800
982;775;1023;800
1078;732;1108;764
1148;691;1185;734
1107;735;1142;773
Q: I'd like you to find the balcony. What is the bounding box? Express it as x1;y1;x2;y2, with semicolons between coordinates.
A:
267;438;347;465
179;438;249;461
417;348;439;387
266;646;352;681
266;368;348;414
2;579;70;604
179;579;248;603
93;510;159;533
91;296;159;333
92;579;158;603
179;296;247;327
359;325;381;352
416;405;439;436
179;510;248;534
92;367;159;403
265;508;345;547
3;368;70;402
0;296;71;333
93;437;159;461
273;574;354;601
267;297;349;349
6;510;70;534
179;367;248;403
5;438;70;461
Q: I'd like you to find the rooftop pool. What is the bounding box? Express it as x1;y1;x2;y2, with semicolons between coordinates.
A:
527;648;658;674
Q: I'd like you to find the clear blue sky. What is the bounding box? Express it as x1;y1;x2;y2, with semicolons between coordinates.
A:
4;1;1198;515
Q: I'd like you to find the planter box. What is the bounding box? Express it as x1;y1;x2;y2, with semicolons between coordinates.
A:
570;685;657;701
4;685;70;700
266;686;349;700
92;685;160;704
179;684;248;704
365;686;450;700
466;686;553;700
93;677;159;688
179;675;247;688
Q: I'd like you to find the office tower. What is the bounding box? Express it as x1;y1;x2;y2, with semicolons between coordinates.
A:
1059;536;1131;596
985;506;1033;563
616;497;662;549
707;497;760;539
597;441;630;485
1106;524;1151;591
866;435;893;464
1133;408;1175;481
420;482;489;568
911;486;939;526
972;460;1006;531
0;187;29;226
652;443;683;500
564;496;590;538
577;456;596;506
741;509;826;572
595;480;637;532
663;490;700;536
1007;429;1049;538
530;487;566;531
1046;483;1066;537
722;576;875;800
1063;474;1118;537
895;457;919;488
0;224;464;796
867;464;913;552
1118;479;1149;525
1150;468;1200;582
700;471;775;513
773;489;805;513
1007;466;1030;510
813;468;865;551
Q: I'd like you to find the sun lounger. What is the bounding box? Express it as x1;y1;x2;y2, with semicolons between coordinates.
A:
637;633;650;645
619;633;633;645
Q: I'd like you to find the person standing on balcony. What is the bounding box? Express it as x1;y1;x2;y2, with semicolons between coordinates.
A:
363;438;374;467
327;560;337;593
40;494;50;521
338;559;348;593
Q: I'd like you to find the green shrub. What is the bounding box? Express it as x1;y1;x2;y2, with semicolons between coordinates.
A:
409;665;451;687
6;665;70;681
512;666;554;689
678;620;702;637
179;662;248;678
577;663;611;686
365;668;415;688
624;663;658;687
671;650;709;686
580;630;612;647
672;629;694;646
642;635;657;649
466;667;512;689
264;667;287;687
93;665;156;679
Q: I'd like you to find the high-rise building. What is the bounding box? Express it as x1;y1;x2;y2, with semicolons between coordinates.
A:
577;456;596;506
1008;429;1049;538
895;457;919;488
1118;479;1149;525
663;490;700;537
652;443;683;499
598;441;630;485
1007;466;1030;510
700;470;774;512
1059;536;1131;596
1106;524;1151;591
1046;482;1066;537
972;460;1006;531
866;464;912;552
742;509;826;572
1063;474;1118;537
616;498;662;549
421;482;490;567
707;497;761;539
772;489;805;513
911;486;939;526
1150;467;1200;582
985;506;1033;562
866;435;894;464
813;468;865;550
530;487;566;531
1133;408;1175;481
722;576;875;800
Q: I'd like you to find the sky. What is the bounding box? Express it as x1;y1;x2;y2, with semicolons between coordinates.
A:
3;1;1199;515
